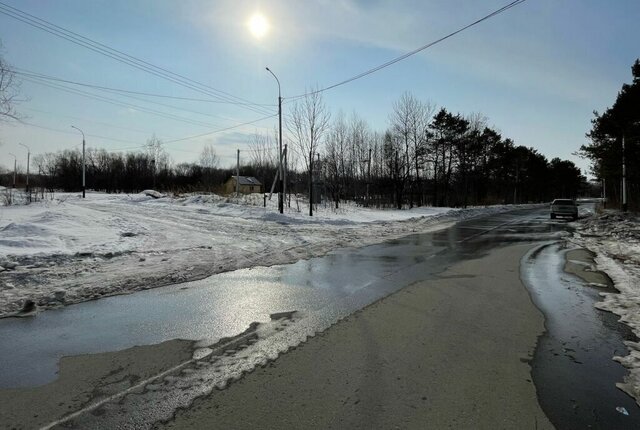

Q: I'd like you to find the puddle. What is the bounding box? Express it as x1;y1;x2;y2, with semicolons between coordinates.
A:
523;242;640;429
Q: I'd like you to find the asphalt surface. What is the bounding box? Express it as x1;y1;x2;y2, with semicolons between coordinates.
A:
0;203;637;429
0;206;562;389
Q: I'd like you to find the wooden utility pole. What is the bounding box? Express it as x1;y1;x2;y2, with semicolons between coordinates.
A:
236;149;240;196
366;147;371;206
309;151;313;217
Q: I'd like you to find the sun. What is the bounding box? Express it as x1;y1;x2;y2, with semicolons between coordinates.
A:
247;12;269;39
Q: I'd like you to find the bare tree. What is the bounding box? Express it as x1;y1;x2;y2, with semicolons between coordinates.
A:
325;111;348;208
146;134;170;189
247;132;275;170
146;135;168;164
199;143;219;169
287;89;331;216
347;112;369;198
390;92;420;207
0;42;21;123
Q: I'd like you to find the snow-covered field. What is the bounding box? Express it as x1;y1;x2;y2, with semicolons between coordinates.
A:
0;191;530;317
571;211;640;406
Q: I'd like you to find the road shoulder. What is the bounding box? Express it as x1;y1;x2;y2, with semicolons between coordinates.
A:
160;243;553;429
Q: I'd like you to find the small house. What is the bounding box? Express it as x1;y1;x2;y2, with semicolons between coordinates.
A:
224;176;262;194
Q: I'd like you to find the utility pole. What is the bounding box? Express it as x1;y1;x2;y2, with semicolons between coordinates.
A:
266;67;284;214
309;151;313;217
362;147;371;207
236;149;240;196
284;144;288;208
513;161;519;204
602;178;606;209
278;92;283;213
395;149;400;209
8;153;16;188
19;143;30;195
71;125;86;198
368;147;372;206
622;133;627;212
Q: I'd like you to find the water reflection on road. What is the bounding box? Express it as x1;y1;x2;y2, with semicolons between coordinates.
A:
0;207;571;388
523;242;640;429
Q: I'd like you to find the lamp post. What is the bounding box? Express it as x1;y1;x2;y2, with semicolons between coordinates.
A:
18;143;30;194
8;152;16;188
265;67;283;214
71;125;86;198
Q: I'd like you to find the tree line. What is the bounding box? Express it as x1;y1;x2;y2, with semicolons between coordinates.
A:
287;91;586;209
580;59;640;210
2;91;588;209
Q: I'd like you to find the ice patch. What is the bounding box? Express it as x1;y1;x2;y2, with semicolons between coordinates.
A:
47;309;341;429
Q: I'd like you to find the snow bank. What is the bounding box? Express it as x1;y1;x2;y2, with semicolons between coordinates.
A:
572;211;640;405
0;191;537;317
141;190;165;199
0;188;30;206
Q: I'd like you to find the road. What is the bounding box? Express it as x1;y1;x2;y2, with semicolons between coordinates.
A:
0;204;638;429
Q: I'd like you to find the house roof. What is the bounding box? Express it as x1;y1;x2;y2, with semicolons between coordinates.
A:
232;176;262;186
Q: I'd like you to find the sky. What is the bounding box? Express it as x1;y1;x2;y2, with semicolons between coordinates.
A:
0;0;638;178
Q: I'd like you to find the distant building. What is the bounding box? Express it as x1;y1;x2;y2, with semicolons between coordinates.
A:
224;176;263;194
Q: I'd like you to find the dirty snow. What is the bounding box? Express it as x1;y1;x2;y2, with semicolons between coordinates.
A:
0;191;536;317
572;210;640;406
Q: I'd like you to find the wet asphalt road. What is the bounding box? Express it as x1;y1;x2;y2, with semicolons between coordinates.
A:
1;206;563;388
0;204;638;429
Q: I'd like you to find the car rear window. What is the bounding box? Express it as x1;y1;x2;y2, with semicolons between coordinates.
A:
553;199;575;205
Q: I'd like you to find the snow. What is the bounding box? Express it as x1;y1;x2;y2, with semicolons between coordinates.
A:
0;191;535;316
571;210;640;405
141;189;165;199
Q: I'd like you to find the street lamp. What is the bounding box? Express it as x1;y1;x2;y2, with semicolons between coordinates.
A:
18;143;30;194
71;125;86;198
8;152;16;188
265;66;284;214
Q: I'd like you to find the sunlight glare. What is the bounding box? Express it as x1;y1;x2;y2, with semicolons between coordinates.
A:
248;12;269;39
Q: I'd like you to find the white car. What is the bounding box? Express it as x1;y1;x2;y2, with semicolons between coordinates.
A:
550;199;578;220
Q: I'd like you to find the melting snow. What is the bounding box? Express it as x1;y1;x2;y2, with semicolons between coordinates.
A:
0;191;535;316
572;210;640;406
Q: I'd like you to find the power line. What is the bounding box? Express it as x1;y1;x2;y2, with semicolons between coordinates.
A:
22;76;220;129
22;106;174;138
21;74;275;133
0;1;275;117
164;114;277;144
14;69;275;107
22;75;228;129
286;0;527;101
106;143;201;154
19;78;277;148
105;144;147;152
14;116;275;156
19;121;144;145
